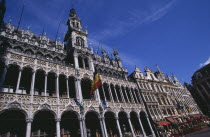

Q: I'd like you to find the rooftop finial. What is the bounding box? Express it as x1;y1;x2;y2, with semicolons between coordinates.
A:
70;8;77;18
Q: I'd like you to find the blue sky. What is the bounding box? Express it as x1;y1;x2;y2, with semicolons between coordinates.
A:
3;0;210;83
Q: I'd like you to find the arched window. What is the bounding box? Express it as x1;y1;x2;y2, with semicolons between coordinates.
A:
81;78;92;99
84;57;89;69
76;37;84;47
78;56;84;68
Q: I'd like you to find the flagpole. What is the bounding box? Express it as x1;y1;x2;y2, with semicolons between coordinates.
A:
17;4;25;31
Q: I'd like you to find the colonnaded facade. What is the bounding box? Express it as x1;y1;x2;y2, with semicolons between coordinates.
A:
0;2;201;137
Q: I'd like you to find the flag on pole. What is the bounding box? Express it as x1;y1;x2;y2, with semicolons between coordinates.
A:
74;98;81;106
90;70;102;95
102;100;107;108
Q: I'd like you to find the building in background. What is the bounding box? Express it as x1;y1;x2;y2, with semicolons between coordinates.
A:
185;63;210;116
0;1;202;137
129;65;201;133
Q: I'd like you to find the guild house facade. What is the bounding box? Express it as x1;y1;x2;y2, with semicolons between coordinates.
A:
0;1;201;137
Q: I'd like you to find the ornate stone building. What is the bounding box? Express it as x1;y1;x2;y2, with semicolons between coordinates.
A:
185;63;210;116
129;65;201;128
0;2;201;137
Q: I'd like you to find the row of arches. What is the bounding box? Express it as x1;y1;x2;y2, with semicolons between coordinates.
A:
1;64;142;104
13;46;63;62
0;109;152;137
98;83;142;104
96;67;124;79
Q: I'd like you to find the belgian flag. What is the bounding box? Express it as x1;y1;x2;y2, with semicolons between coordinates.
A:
90;70;102;95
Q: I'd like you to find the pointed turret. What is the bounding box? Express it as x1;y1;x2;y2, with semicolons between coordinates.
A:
166;74;173;83
113;48;122;68
172;73;181;85
155;64;165;81
132;65;144;79
156;64;163;74
101;47;107;57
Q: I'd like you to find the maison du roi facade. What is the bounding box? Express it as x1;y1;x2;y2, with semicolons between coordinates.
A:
0;4;201;137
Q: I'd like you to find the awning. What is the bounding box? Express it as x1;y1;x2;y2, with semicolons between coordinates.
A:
192;114;202;119
166;117;177;123
156;121;171;126
179;122;187;125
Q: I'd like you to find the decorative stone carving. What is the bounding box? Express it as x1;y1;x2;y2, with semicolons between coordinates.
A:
7;101;22;110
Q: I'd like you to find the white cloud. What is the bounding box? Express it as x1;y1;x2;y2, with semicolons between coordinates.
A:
199;57;210;67
91;0;177;40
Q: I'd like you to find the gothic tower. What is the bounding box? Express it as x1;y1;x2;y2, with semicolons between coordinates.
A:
64;9;88;50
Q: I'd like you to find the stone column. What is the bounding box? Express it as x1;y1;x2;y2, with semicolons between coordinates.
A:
108;84;114;102
137;116;146;137
30;70;36;96
56;119;61;137
132;89;139;104
128;87;135;103
66;77;70;98
119;85;126;102
15;68;22;93
26;119;32;137
79;117;84;137
102;116;108;137
113;86;119;102
101;83;107;101
124;88;130;103
82;58;86;69
74;53;79;68
56;74;59;98
128;117;136;137
44;73;48;96
75;78;83;102
146;115;156;137
116;117;123;137
0;65;8;92
99;116;106;137
82;117;87;137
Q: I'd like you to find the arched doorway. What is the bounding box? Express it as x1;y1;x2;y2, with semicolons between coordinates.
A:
3;64;20;92
130;112;143;136
103;83;111;101
32;111;56;137
140;111;152;136
115;85;123;102
34;69;45;96
85;111;102;137
104;112;119;137
61;111;80;137
110;84;118;102
0;110;26;137
47;72;56;97
118;112;131;135
59;74;67;98
20;67;33;94
121;86;128;103
81;78;92;99
68;76;76;98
